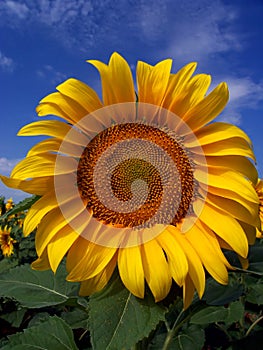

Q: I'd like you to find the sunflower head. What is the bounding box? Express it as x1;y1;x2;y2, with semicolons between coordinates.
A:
0;52;259;307
0;226;16;257
5;198;14;211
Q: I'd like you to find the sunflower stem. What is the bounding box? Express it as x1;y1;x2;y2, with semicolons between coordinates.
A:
245;315;263;337
161;309;186;350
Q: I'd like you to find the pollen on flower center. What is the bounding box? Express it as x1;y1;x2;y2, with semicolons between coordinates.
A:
77;123;194;228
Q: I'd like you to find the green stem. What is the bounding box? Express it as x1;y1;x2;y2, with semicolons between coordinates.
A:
161;309;185;350
245;315;263;337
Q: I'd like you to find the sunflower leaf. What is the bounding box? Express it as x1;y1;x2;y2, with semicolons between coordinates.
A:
172;325;205;350
190;305;228;325
0;263;79;308
0;195;40;221
1;316;78;350
89;274;167;350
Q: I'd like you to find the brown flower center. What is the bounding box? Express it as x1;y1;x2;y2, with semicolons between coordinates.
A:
77;123;194;228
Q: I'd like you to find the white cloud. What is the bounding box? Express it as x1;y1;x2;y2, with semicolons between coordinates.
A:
0;51;14;72
215;77;263;125
0;0;243;61
36;64;68;84
4;0;29;19
0;157;21;175
161;1;241;62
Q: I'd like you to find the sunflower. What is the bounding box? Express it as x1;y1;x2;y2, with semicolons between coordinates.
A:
0;53;260;307
0;226;16;257
255;179;263;238
5;198;14;211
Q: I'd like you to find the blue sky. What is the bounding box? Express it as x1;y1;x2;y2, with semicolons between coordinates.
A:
0;0;263;201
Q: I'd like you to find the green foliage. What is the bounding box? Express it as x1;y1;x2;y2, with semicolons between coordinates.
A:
0;263;79;308
172;325;205;350
89;274;167;350
1;196;263;349
1;316;78;350
0;195;40;221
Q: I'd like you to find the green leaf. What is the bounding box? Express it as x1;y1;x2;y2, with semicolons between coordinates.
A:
0;263;79;308
89;274;167;350
27;312;51;328
190;305;228;325
172;325;205;350
246;283;263;305
190;301;244;326
247;245;263;273
1;308;26;328
1;316;78;350
61;308;89;329
0;195;40;221
202;276;243;305
0;258;18;274
225;301;244;325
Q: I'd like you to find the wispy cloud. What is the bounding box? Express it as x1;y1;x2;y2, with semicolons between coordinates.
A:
3;0;29;19
0;157;21;175
36;64;68;84
1;0;239;59
0;51;14;72
160;1;241;63
216;77;263;125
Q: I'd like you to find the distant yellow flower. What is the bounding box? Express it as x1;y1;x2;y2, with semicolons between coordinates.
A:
255;179;263;238
0;53;260;307
0;226;16;257
5;198;14;211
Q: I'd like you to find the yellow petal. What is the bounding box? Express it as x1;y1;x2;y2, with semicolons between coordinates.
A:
36;203;84;256
183;82;229;131
239;221;257;245
23;192;59;236
136;59;172;105
194;199;248;258
66;238;117;281
0;175;52;196
56;78;103;112
18;120;89;146
27;138;62;157
157;228;188;286
38;92;88;124
36;102;71;122
186;224;228;285
193;137;255;161
88;52;135;105
191;122;252;146
18;120;71;139
183;274;196;309
195;220;232;269
203;191;259;226
162;62;197;109
201;184;259;215
31;249;50;271
195;167;259;203
11;154;77;180
141;238;172;302
79;254;117;296
48;227;79;272
169;74;211;117
118;246;145;298
169;226;205;298
195;155;258;185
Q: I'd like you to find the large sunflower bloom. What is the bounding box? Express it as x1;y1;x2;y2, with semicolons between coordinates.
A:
1;53;260;307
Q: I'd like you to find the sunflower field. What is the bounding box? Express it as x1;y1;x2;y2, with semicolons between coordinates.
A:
1;53;263;349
